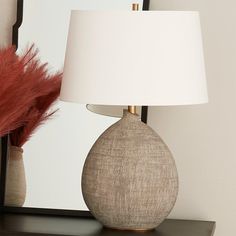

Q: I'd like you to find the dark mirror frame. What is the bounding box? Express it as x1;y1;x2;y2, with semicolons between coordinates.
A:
0;0;150;217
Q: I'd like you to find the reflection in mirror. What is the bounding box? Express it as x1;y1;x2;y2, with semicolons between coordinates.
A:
4;0;144;211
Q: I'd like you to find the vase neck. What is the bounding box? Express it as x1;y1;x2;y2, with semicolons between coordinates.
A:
9;145;23;160
122;109;140;121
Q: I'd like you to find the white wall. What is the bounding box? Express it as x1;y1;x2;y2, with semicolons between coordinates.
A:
149;1;236;236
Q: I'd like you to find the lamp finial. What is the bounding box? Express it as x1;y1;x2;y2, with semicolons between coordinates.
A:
132;3;139;11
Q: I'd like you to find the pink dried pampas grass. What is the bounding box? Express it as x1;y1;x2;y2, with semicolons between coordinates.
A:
0;46;33;135
0;45;62;147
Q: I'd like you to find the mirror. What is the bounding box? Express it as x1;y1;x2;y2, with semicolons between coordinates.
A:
4;0;147;212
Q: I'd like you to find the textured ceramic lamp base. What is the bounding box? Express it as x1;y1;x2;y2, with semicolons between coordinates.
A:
82;110;178;230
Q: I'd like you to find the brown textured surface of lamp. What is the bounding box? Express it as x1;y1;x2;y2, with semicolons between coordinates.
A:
82;111;178;230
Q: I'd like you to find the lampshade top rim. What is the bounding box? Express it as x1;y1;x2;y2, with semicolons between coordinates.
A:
71;10;199;14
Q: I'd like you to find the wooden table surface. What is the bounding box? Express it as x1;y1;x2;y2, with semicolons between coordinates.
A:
0;213;216;236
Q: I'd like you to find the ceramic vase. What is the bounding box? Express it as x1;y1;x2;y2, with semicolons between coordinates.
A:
5;145;26;207
82;110;178;230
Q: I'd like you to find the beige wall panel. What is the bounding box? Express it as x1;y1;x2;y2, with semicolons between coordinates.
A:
149;1;236;236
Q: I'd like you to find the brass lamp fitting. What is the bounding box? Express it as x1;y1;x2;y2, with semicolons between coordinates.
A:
128;4;139;115
132;3;139;11
128;106;137;114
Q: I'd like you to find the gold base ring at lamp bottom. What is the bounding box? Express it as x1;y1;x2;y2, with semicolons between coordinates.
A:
105;226;156;232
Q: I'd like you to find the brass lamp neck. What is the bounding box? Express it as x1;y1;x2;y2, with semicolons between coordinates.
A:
128;106;137;114
132;3;139;11
128;5;139;115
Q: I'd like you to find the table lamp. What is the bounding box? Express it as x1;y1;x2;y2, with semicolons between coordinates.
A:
60;5;208;231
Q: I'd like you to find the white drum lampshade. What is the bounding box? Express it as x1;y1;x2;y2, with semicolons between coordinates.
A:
60;11;208;106
60;10;208;231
